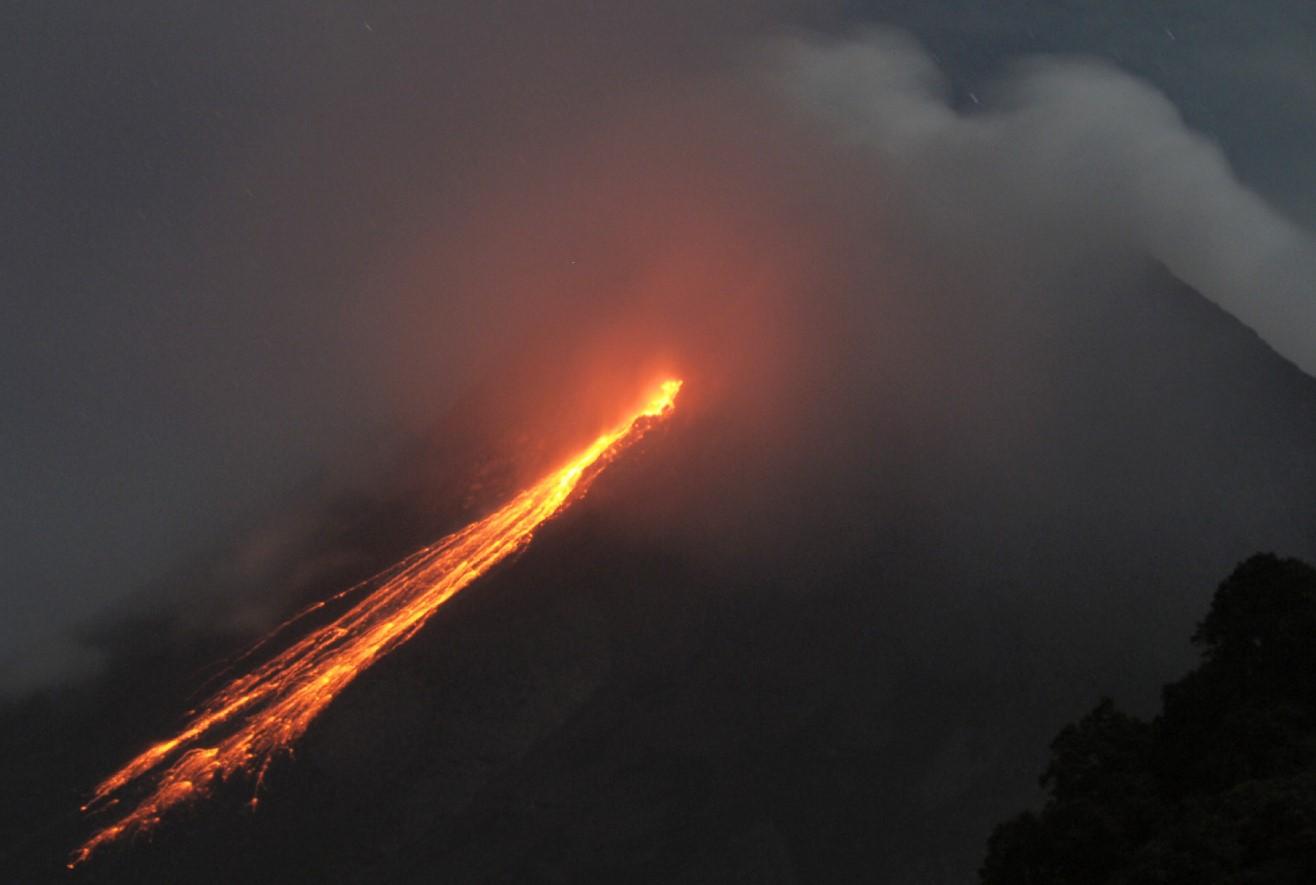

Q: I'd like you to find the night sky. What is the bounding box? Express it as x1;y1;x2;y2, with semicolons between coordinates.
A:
2;4;1315;879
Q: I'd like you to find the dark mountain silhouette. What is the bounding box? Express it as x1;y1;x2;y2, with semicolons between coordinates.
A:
3;261;1316;883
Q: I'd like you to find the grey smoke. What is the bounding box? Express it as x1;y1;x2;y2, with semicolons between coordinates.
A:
5;13;1316;882
4;13;1313;709
776;28;1316;376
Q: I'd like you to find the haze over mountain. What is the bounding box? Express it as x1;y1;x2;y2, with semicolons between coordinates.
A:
2;3;1314;882
7;255;1316;881
4;2;1315;695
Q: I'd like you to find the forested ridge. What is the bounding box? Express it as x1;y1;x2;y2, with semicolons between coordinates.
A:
982;554;1316;883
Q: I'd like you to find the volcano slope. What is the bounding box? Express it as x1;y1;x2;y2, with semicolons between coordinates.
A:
4;262;1316;884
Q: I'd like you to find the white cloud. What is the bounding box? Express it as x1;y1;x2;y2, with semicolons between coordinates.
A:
777;28;1316;375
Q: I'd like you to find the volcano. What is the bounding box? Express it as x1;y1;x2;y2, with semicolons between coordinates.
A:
4;264;1316;884
68;380;684;867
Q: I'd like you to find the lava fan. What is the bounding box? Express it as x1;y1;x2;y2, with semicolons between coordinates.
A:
72;379;684;867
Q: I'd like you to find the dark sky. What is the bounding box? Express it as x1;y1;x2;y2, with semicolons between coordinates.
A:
3;1;1314;692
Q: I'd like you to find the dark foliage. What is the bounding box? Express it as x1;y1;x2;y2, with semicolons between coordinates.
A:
981;554;1316;884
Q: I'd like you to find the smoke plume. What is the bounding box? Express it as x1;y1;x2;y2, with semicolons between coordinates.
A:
5;14;1313;731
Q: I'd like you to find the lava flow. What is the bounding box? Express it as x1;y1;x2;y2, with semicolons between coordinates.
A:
72;379;683;867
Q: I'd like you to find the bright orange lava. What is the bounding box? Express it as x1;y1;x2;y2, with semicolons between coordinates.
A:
71;379;683;867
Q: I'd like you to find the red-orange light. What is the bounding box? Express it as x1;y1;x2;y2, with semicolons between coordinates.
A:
71;378;683;867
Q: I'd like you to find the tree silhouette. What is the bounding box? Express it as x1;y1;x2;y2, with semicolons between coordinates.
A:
981;554;1316;884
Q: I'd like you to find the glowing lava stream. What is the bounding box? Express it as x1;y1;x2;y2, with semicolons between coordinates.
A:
72;379;683;867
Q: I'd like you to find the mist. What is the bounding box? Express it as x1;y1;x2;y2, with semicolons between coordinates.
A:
5;6;1316;881
1;0;807;694
5;5;1314;703
778;28;1316;375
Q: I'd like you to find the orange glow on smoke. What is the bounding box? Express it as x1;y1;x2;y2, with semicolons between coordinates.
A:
71;379;683;867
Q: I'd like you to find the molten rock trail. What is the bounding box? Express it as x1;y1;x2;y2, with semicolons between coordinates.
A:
72;380;683;866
